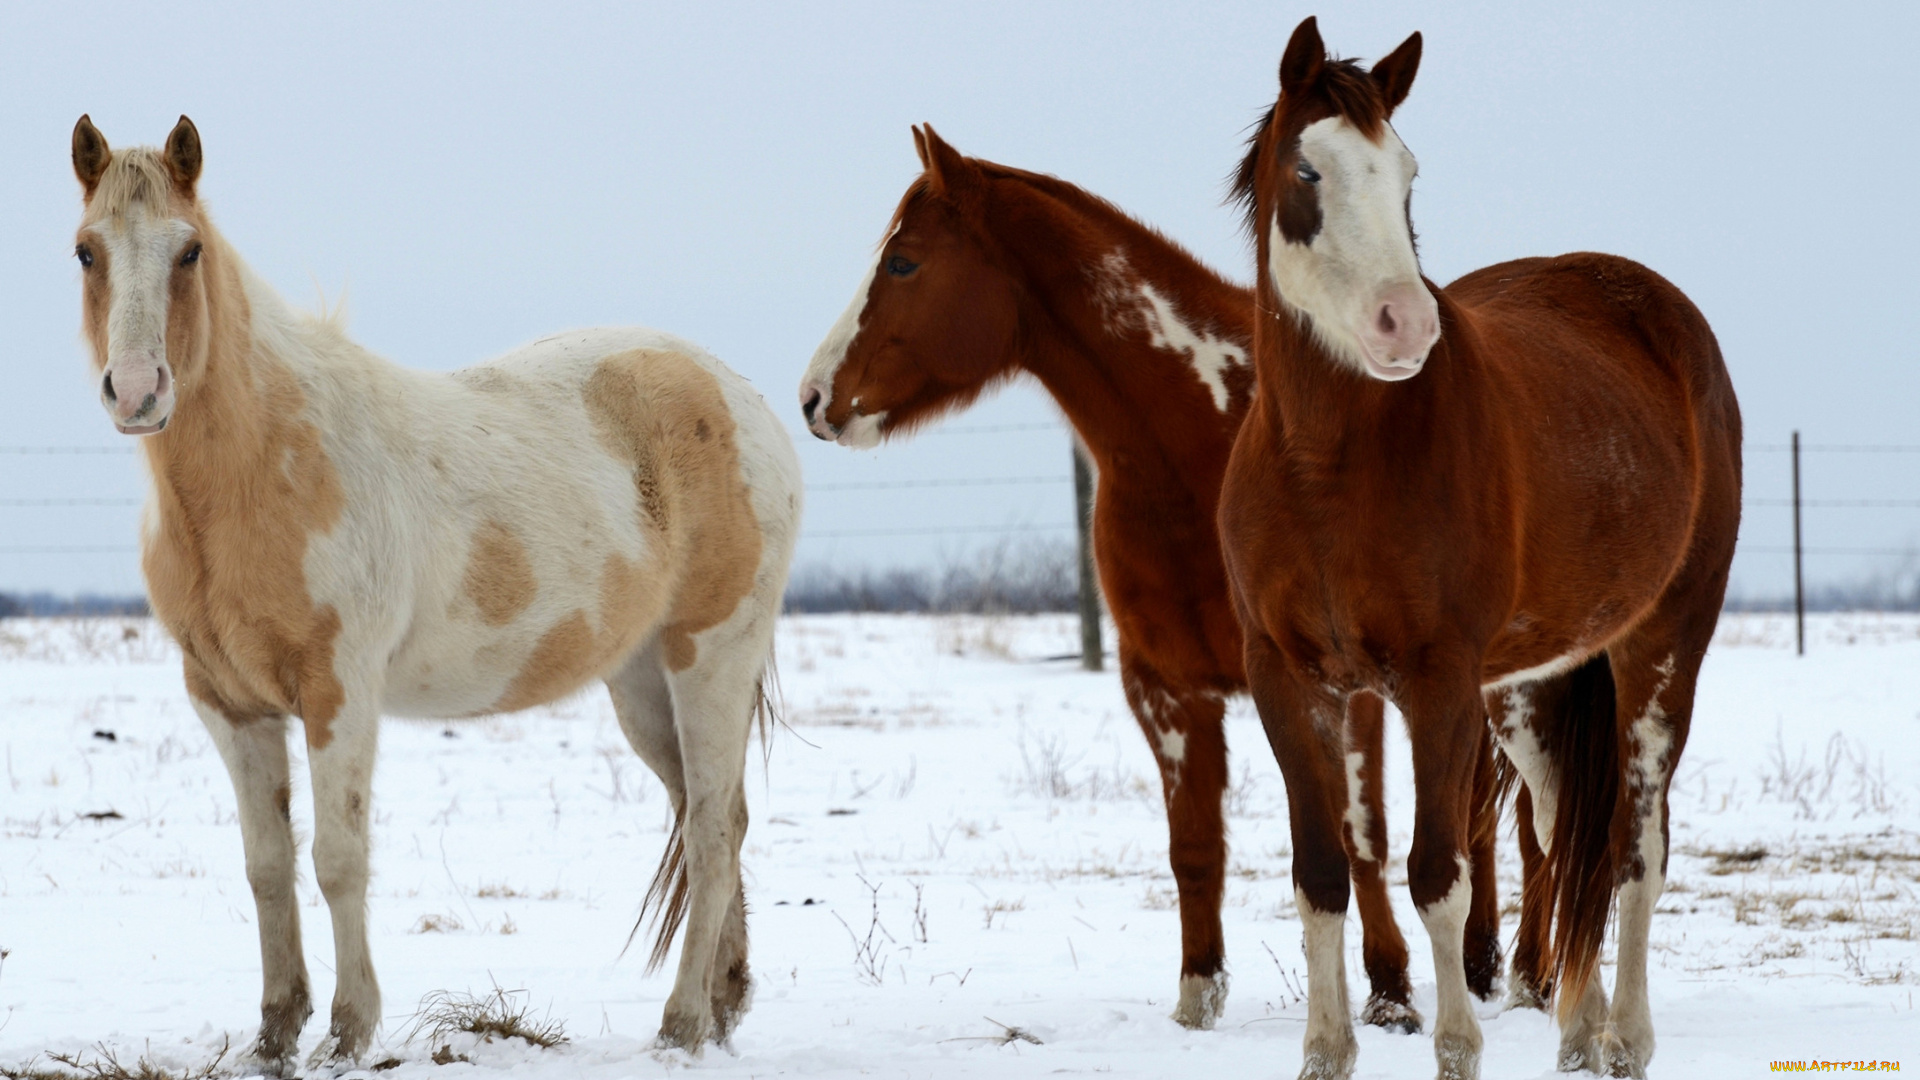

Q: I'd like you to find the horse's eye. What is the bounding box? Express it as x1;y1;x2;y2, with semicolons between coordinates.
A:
1296;161;1321;184
180;244;202;267
886;255;918;277
75;245;93;268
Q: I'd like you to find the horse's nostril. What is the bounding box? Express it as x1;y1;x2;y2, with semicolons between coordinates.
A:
102;370;117;403
801;388;822;425
1378;305;1399;335
154;366;171;395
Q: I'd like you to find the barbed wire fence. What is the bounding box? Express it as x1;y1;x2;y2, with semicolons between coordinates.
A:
4;428;1915;662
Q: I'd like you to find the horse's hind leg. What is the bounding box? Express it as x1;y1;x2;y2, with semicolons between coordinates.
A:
195;698;311;1074
654;625;767;1051
1505;785;1554;1010
1122;665;1229;1029
1463;721;1504;1001
1345;692;1419;1034
1600;597;1720;1077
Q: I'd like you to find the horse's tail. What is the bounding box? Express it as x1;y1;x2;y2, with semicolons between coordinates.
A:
1478;728;1522;852
1542;652;1621;1020
629;657;782;974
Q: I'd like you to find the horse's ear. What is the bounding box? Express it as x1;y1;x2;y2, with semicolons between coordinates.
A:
163;115;202;198
73;115;111;199
912;125;932;170
918;124;971;196
1280;16;1325;97
1371;31;1422;114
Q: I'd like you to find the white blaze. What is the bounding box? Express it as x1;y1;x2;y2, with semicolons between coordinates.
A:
1265;116;1425;379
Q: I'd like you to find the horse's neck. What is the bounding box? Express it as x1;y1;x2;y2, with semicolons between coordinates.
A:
994;182;1249;488
140;233;339;508
1253;285;1465;472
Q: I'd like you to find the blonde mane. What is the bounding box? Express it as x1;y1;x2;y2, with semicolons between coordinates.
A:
88;147;177;217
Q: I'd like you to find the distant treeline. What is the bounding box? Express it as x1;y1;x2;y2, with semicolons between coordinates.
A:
4;544;1917;617
783;538;1081;614
0;592;151;617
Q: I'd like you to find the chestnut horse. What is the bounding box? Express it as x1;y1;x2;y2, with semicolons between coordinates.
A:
798;127;1516;1030
70;117;800;1072
1220;19;1740;1080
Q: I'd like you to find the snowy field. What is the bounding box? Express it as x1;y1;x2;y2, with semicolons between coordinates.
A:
1;612;1915;1078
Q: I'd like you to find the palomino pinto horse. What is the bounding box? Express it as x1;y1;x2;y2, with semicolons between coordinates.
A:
70;117;800;1072
798;127;1514;1030
1220;20;1740;1080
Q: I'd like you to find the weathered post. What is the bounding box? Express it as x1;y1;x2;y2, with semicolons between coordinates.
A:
1073;439;1102;671
1792;430;1805;657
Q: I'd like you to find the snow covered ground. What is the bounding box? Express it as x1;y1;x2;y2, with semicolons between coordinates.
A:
1;612;1915;1078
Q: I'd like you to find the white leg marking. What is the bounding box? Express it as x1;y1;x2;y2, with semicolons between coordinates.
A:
1602;654;1677;1078
1418;859;1483;1080
1174;971;1230;1031
1297;888;1357;1080
1341;750;1374;864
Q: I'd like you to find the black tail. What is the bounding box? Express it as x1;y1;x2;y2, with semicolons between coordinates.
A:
1538;653;1621;1020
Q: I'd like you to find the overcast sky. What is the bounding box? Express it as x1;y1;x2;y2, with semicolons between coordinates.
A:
2;1;1916;602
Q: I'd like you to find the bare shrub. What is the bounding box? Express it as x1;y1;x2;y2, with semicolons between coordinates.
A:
403;981;567;1049
2;1038;229;1080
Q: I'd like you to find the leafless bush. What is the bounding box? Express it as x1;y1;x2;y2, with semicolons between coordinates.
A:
2;1038;229;1080
831;875;896;985
403;980;567;1049
1010;728;1150;803
1759;728;1903;819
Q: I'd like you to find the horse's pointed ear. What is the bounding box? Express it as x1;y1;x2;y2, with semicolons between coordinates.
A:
73;115;111;199
912;125;932;170
1280;16;1325;96
919;125;970;196
163;115;202;198
1371;31;1423;114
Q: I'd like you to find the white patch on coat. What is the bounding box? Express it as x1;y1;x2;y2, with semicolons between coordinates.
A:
1265;117;1423;377
1134;283;1246;412
1483;648;1587;692
1157;727;1188;765
1091;250;1246;412
1342;750;1375;864
1489;684;1557;848
801;226;898;441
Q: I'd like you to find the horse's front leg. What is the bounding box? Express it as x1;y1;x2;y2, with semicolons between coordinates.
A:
1403;676;1492;1080
1122;667;1229;1029
195;693;310;1075
1246;637;1356;1080
1344;692;1419;1034
302;696;382;1069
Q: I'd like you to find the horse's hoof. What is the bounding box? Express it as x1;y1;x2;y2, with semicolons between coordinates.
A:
1298;1032;1358;1080
657;1008;713;1055
1360;992;1423;1034
1599;1029;1649;1078
1171;971;1229;1030
1557;1036;1604;1074
1435;1032;1483;1080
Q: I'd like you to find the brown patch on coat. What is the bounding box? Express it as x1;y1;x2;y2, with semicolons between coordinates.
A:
461;519;536;626
493;345;765;709
584;348;763;673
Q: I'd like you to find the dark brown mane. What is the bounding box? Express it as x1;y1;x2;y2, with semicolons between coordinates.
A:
1230;57;1387;238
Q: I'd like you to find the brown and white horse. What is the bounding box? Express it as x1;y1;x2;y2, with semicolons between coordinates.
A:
797;127;1516;1030
1220;19;1740;1080
70;116;801;1072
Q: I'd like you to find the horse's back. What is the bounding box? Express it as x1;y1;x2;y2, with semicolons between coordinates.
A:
1447;253;1736;424
374;327;797;717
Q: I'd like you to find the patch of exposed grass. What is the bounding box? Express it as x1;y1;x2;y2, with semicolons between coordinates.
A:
2;1038;228;1080
403;982;568;1049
